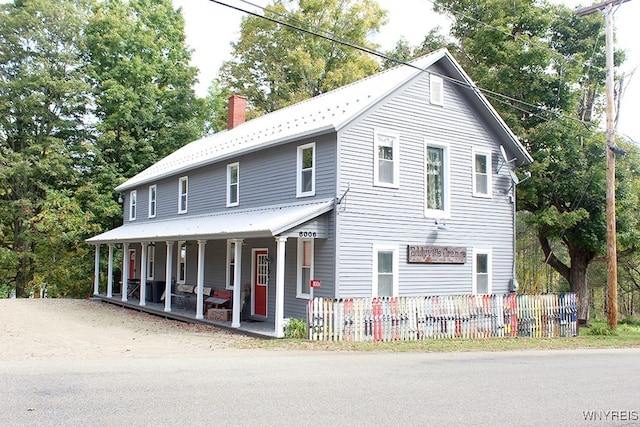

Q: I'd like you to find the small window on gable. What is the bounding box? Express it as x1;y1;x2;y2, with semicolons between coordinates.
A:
297;142;315;197
372;244;398;297
473;150;492;198
374;130;399;188
129;190;137;221
148;185;157;218
227;163;239;207
425;141;450;218
473;249;492;295
178;176;188;214
430;74;444;106
297;239;314;299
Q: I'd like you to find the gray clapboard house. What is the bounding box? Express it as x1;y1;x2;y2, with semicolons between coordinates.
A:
87;49;532;337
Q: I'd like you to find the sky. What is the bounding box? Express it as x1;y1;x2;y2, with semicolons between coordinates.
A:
173;0;640;144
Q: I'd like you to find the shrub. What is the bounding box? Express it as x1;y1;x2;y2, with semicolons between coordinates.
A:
284;318;308;339
586;324;618;336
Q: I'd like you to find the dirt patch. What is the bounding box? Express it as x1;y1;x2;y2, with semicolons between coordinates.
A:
0;299;255;361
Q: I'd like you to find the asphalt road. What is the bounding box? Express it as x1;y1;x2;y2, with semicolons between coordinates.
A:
2;348;639;426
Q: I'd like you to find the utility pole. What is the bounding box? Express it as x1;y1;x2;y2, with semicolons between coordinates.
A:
576;0;630;329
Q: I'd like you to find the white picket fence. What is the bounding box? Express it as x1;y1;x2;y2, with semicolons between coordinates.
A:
307;294;577;341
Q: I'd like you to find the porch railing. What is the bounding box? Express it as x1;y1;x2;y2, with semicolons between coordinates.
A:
306;294;577;341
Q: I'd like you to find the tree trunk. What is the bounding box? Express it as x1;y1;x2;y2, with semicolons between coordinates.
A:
569;248;592;325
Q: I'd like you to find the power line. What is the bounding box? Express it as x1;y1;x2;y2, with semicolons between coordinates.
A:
207;0;608;136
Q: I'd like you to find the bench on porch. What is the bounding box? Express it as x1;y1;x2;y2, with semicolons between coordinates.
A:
204;289;232;312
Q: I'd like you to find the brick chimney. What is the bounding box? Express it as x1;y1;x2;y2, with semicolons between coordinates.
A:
227;94;247;130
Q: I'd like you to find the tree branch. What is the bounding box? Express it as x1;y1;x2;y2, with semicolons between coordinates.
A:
538;233;571;282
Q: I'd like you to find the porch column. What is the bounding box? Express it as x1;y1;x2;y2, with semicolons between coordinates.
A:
122;242;129;302
107;244;114;298
164;241;173;312
196;239;206;320
139;242;147;306
231;239;244;328
274;236;287;338
93;244;100;296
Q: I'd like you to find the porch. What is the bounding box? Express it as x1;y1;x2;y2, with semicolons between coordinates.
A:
93;292;278;338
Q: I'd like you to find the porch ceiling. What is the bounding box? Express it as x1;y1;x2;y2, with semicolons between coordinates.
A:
86;199;334;244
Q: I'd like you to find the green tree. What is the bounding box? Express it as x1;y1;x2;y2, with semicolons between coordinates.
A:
431;0;639;322
0;0;92;297
218;0;386;115
85;0;202;182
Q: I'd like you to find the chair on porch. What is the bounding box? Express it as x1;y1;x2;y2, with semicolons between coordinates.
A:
204;289;232;312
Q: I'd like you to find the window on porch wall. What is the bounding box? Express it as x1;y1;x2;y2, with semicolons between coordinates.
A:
297;239;313;298
177;241;186;284
146;245;155;280
226;240;235;290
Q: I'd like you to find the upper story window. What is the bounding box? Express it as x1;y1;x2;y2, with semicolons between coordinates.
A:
148;185;157;218
430;74;444;106
372;244;398;297
226;240;236;290
473;150;492;198
297;142;315;197
227;163;239;207
177;241;187;284
129;190;137;221
473;249;492;294
374;131;399;188
297;239;314;299
178;176;188;214
425;141;450;218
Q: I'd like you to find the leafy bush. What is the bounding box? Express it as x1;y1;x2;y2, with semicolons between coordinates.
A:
619;316;640;327
284;318;308;339
586;324;618;336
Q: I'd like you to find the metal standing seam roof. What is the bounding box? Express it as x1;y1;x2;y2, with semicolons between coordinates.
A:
115;49;459;192
86;199;334;244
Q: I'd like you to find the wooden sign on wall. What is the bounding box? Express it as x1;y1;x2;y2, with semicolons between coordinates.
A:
407;245;467;264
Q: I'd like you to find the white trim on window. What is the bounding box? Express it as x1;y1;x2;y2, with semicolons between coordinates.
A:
430;74;444;106
129;190;137;221
178;176;188;214
227;162;239;207
148;185;157;218
296;142;316;198
472;149;492;198
373;130;400;188
424;140;450;219
226;240;236;290
177;241;187;284
146;244;155;281
297;238;314;299
372;244;398;297
472;248;492;295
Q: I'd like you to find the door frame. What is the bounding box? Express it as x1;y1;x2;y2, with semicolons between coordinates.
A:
251;248;269;318
128;248;136;280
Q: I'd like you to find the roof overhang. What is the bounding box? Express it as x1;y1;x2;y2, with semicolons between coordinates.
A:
86;199;334;244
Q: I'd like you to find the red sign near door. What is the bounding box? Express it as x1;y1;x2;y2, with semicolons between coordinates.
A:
310;279;321;288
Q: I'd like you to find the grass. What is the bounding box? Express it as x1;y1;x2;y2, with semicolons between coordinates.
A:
236;322;640;352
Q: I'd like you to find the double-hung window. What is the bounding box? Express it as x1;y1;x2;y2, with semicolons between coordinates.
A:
148;185;157;218
374;131;399;188
372;245;398;297
178;176;188;214
226;240;236;290
177;241;187;284
473;150;492;198
297;143;315;197
425;142;450;218
473;249;492;294
227;163;239;207
129;190;137;221
297;239;314;299
146;245;155;281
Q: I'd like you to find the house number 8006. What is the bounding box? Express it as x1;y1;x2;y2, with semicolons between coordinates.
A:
299;231;317;238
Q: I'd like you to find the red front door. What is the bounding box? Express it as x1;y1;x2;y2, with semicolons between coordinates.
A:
128;249;136;279
253;249;268;317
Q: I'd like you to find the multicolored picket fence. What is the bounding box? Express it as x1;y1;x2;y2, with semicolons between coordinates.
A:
306;294;577;341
